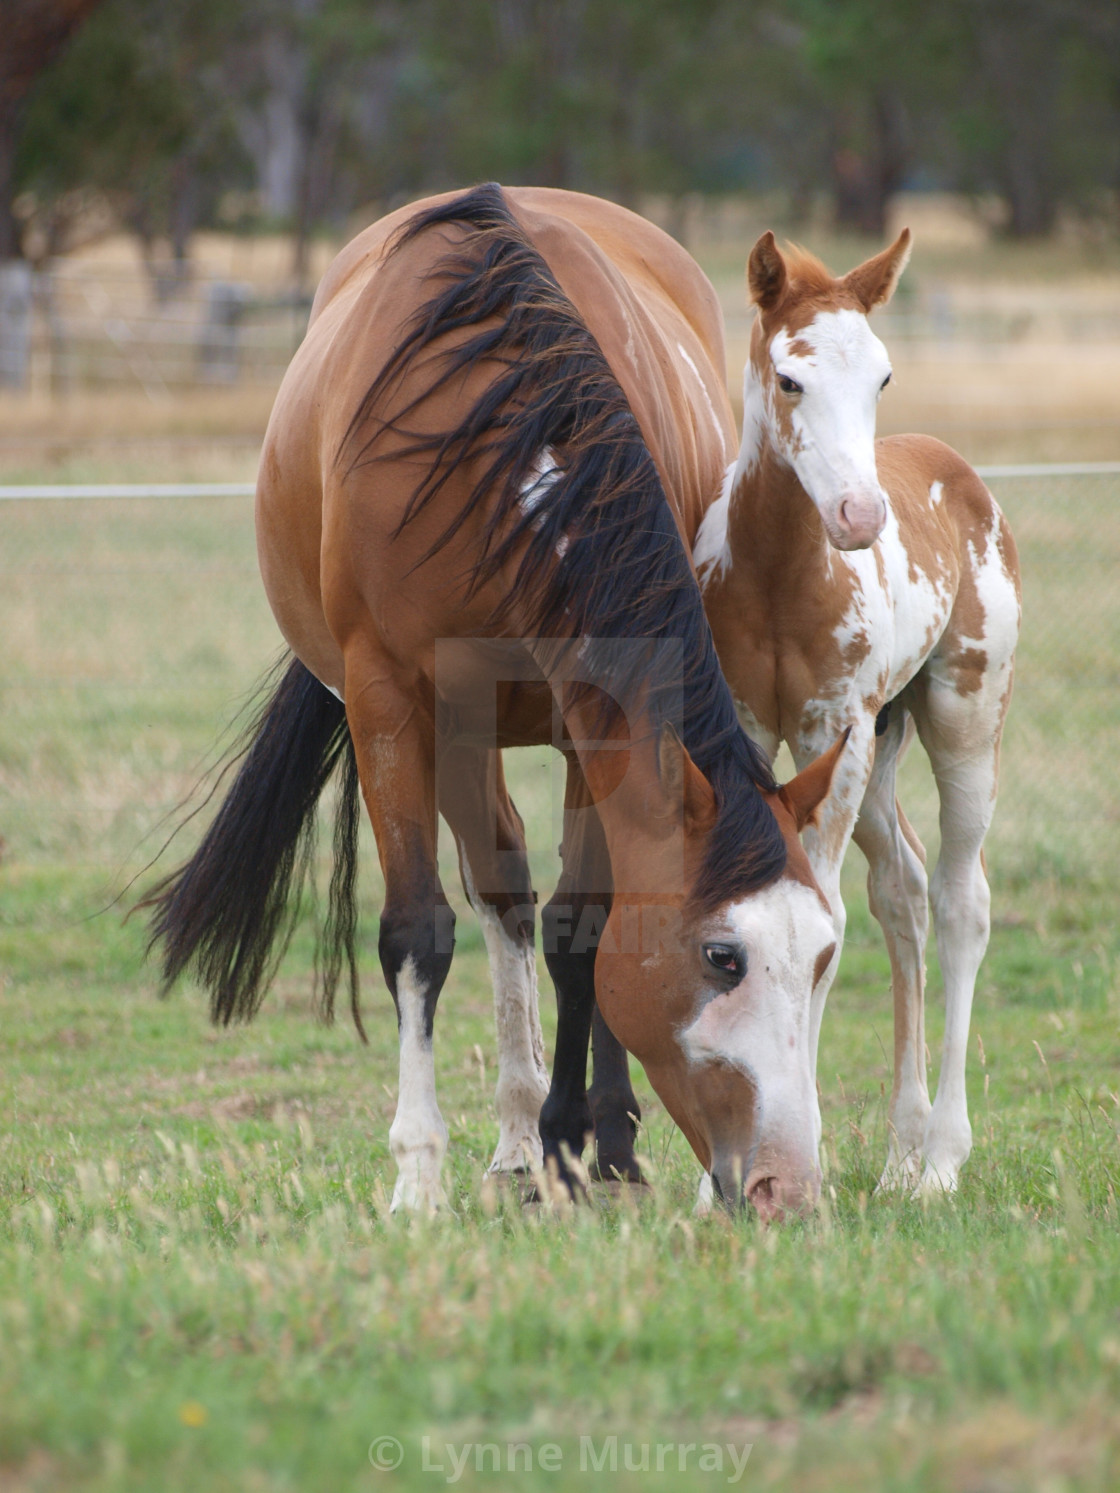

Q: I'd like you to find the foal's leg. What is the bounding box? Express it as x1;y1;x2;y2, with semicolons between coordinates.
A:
793;721;878;1126
850;709;933;1188
909;656;1014;1192
539;753;614;1188
438;743;549;1175
345;661;454;1213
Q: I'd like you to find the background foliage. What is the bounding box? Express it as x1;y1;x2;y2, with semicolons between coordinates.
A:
6;0;1120;284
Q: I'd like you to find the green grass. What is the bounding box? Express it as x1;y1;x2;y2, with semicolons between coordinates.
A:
2;471;1120;1490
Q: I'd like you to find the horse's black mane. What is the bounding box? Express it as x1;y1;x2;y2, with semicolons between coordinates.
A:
343;182;786;909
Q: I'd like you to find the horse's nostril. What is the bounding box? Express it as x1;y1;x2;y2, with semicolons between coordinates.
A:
748;1175;777;1212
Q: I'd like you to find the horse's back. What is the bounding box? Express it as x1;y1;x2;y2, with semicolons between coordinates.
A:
310;186;734;526
256;187;735;686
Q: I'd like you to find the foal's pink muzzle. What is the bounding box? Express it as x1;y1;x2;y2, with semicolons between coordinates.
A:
829;489;887;550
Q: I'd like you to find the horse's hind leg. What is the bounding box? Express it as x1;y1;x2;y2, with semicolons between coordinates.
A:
346;657;454;1213
850;708;932;1189
909;649;1015;1192
439;744;549;1176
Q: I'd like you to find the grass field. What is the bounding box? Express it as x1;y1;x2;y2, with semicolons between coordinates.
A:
2;228;1120;1488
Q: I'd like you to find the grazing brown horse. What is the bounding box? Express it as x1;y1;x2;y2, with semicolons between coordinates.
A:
145;185;843;1217
696;231;1021;1193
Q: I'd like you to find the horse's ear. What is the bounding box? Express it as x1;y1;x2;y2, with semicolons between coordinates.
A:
747;231;788;313
658;722;718;834
842;229;911;312
778;728;850;832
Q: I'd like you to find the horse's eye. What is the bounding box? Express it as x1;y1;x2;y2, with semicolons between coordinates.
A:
703;942;747;984
777;374;802;395
880;372;892;390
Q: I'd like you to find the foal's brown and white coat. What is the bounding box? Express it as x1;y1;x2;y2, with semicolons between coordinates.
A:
697;232;1021;1191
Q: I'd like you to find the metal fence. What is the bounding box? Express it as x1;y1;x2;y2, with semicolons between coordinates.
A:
0;468;1117;917
0;264;312;394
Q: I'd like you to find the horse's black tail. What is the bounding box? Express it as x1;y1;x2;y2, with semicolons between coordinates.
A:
140;655;365;1038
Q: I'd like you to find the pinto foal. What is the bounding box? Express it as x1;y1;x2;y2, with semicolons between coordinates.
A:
696;232;1021;1192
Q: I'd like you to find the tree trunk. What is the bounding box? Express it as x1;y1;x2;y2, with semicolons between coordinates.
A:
0;102;21;260
0;0;108;259
830;89;908;238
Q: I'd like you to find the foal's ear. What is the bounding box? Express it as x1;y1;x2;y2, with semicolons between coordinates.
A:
658;722;718;834
747;231;788;313
778;728;851;832
842;229;912;312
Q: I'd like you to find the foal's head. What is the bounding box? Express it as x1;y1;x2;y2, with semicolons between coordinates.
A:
592;725;847;1221
744;229;911;550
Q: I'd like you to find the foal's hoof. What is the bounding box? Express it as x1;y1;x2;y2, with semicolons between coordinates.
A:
876;1150;924;1194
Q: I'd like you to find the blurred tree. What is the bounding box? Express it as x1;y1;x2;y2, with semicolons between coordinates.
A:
15;0;253;288
948;0;1120;237
8;0;1120;278
0;0;106;258
773;0;957;237
232;0;402;287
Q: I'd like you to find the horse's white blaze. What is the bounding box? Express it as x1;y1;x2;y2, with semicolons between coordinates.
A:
929;480;944;506
460;861;549;1174
677;341;729;456
693;461;737;584
388;958;449;1213
766;312;891;544
680;881;832;1176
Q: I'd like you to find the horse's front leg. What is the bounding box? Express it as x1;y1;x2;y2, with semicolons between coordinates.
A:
346;658;454;1214
588;1006;644;1183
439;743;549;1177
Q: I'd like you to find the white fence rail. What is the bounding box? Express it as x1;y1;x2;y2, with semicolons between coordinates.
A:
2;464;1120;502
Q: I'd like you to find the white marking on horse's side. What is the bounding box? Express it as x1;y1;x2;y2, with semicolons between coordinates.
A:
388;957;449;1213
677;341;728;455
519;446;569;557
929;480;943;506
460;859;549;1174
693;461;737;586
519;446;562;515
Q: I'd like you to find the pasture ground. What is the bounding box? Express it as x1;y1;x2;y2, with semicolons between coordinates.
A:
2;221;1120;1490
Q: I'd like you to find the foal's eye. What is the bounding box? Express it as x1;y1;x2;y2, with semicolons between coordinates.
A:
777;374;803;395
703;942;747;984
880;372;892;390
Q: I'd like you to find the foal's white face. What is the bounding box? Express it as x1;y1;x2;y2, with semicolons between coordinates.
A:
759;310;893;550
744;227;912;552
